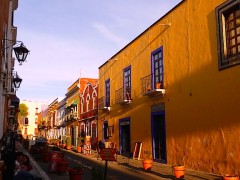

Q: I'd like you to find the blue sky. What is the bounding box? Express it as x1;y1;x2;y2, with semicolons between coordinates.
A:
14;0;182;103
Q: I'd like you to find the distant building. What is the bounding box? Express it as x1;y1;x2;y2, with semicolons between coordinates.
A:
19;100;48;139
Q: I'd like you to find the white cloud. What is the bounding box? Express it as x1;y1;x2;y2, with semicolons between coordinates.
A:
92;22;128;48
14;0;182;102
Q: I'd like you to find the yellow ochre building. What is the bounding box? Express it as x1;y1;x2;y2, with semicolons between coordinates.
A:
98;0;240;175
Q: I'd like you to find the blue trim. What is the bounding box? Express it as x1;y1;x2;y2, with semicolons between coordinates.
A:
123;65;131;90
105;79;110;107
151;46;164;89
119;117;131;154
151;110;167;163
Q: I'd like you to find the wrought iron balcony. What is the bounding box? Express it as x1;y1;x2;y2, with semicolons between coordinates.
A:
115;87;132;105
80;109;98;120
64;111;78;122
141;74;165;97
98;96;110;111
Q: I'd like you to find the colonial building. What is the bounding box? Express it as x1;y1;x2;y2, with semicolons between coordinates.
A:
0;0;19;138
19;100;48;139
79;78;98;149
37;108;48;138
98;0;240;175
57;97;66;144
47;98;58;140
65;79;80;147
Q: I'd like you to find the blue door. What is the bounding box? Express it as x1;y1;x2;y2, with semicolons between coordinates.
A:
119;118;131;156
152;111;167;163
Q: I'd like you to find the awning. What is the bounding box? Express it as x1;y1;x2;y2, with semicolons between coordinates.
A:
71;99;78;106
65;99;78;109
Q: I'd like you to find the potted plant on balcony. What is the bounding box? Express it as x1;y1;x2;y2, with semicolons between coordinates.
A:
68;165;83;180
155;81;161;89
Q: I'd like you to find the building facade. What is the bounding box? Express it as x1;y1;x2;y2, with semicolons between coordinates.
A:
19;100;48;139
57;97;66;144
47;98;58;140
79;79;98;149
98;0;240;175
0;0;19;138
37;108;48;138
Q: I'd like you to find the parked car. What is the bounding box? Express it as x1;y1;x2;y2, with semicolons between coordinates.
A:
35;137;47;146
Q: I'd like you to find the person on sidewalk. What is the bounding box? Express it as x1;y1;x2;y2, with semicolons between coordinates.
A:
14;152;35;180
14;151;25;175
22;154;33;172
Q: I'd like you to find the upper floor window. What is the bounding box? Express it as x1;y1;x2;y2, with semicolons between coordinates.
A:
105;79;110;107
81;98;84;113
124;66;131;100
86;94;90;112
152;47;164;89
25;118;28;125
216;0;240;70
92;92;97;109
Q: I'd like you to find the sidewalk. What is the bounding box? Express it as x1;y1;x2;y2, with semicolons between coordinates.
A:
75;150;222;180
15;141;49;179
24;144;222;180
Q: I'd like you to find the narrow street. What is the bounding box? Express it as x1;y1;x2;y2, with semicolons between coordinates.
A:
35;147;167;180
24;144;221;180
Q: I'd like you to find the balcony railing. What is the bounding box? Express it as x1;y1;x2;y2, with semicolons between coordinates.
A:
80;109;98;120
64;111;78;122
98;96;110;111
141;74;165;97
115;87;132;105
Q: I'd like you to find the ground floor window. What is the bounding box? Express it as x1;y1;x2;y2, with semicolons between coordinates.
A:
91;121;97;138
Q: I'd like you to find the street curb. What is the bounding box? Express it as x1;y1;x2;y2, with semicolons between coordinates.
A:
27;153;51;180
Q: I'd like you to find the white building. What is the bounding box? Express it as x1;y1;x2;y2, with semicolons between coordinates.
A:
19;100;48;139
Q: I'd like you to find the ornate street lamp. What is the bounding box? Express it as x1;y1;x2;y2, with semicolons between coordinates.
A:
13;43;29;65
13;72;22;89
1;39;29;65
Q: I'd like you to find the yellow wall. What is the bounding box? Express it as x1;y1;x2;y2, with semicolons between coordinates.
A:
66;79;80;107
98;0;240;175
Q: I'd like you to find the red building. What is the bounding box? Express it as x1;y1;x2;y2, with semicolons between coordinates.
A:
79;79;98;149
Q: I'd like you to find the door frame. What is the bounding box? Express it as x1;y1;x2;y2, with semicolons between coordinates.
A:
119;117;131;155
151;110;167;163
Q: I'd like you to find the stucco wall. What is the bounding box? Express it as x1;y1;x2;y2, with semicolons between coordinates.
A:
98;0;240;175
20;100;48;138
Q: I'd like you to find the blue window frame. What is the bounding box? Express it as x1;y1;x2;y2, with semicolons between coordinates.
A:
151;47;164;89
105;79;110;107
123;66;131;100
216;0;240;70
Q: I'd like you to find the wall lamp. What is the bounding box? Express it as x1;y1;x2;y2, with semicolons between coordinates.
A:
2;39;29;65
13;72;22;89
